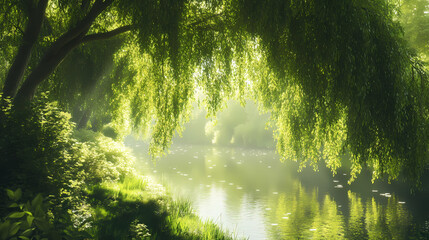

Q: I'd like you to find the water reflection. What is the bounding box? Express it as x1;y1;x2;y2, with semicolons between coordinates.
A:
264;180;413;239
265;182;345;239
130;144;428;240
362;193;410;240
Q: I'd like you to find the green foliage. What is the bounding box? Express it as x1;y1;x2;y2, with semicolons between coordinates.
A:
101;125;120;140
397;0;429;62
236;0;429;185
72;129;135;185
0;189;56;240
0;188;94;240
0;94;138;238
0;93;75;194
1;0;428;187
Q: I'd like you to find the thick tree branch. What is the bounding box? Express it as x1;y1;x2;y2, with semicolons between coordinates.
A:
13;0;117;107
81;25;133;43
2;0;48;98
48;0;114;55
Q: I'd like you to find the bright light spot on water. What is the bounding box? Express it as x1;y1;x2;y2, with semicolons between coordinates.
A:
183;174;188;176
398;201;406;204
310;228;317;231
256;189;260;191
209;167;213;169
380;193;392;197
333;180;339;183
268;166;271;168
206;185;211;187
372;190;378;192
282;217;289;219
208;175;212;178
271;223;278;226
229;183;234;185
153;170;157;173
265;208;271;211
273;192;278;194
334;185;343;188
237;186;243;190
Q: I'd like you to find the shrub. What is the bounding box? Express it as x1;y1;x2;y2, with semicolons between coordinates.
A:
0;94;75;196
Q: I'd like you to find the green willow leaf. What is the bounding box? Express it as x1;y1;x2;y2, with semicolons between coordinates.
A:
8;212;25;219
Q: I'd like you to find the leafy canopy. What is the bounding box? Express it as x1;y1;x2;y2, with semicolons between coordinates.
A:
1;0;428;186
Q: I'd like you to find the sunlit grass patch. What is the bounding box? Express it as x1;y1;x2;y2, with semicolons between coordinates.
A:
86;174;242;239
166;214;241;240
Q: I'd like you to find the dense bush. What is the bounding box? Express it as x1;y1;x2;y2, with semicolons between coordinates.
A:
0;94;75;196
0;94;136;237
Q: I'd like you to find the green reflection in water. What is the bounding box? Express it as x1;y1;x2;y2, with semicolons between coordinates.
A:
266;181;345;239
265;183;412;240
364;194;410;240
131;144;425;240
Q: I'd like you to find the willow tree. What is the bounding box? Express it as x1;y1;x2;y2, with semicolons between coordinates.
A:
1;0;428;186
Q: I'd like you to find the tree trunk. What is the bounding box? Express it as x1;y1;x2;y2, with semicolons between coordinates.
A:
12;0;124;108
2;0;48;98
12;0;114;107
77;108;92;129
13;36;84;107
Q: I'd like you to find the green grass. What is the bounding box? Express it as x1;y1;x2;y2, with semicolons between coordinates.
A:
86;174;244;240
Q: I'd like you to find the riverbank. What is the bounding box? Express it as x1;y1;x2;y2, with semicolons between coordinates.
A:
85;173;243;239
0;99;240;239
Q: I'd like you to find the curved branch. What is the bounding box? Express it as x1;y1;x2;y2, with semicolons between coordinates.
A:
48;0;114;55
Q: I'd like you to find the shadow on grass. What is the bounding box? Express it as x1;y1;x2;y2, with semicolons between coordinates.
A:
88;181;239;240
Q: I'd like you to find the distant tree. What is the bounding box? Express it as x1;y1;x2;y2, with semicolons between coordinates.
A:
398;0;429;62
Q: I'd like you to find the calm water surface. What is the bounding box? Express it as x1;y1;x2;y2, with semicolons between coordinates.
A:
130;144;429;240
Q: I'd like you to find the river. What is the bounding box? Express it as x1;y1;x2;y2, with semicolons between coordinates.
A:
130;143;429;240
